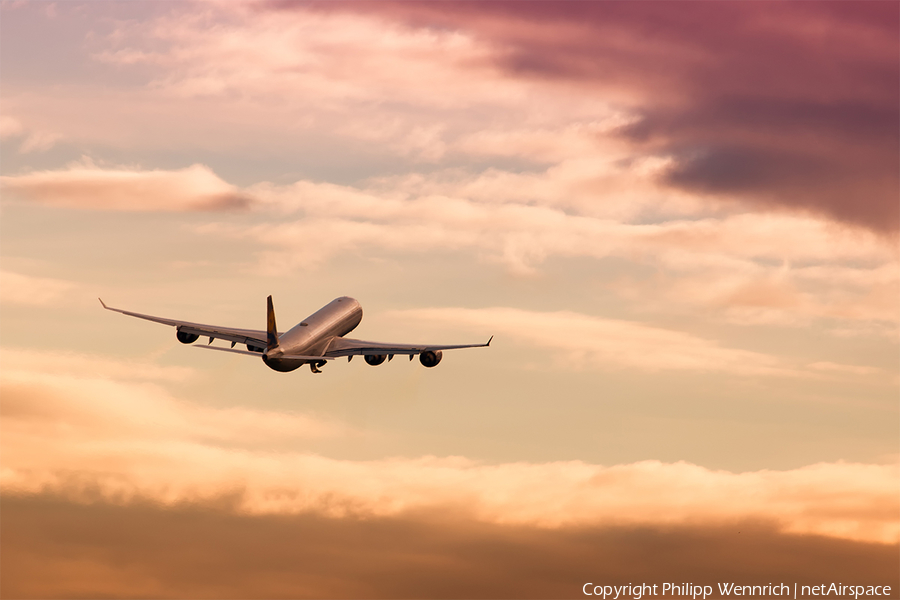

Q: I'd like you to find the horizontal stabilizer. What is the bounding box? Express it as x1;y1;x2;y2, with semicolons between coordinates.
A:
195;346;262;357
277;354;336;361
196;346;335;361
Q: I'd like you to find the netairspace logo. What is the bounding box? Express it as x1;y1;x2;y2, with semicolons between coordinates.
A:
582;582;894;599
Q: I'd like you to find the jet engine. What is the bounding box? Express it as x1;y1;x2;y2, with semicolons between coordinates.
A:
247;344;265;353
364;354;387;366
419;350;442;368
176;331;200;344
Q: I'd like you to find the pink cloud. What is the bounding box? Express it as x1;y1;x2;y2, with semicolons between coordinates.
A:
1;163;251;211
10;2;895;231
309;1;899;232
0;115;24;138
18;130;62;153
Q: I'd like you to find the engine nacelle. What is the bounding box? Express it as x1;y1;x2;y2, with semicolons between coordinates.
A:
176;331;200;344
246;344;265;353
419;350;442;368
364;354;387;366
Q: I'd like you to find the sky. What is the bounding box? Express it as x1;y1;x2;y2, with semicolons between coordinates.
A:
0;1;898;597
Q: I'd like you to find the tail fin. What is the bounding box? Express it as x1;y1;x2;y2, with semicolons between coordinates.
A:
266;295;279;351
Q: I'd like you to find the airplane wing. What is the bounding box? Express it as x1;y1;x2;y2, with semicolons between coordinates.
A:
99;299;271;348
325;336;492;358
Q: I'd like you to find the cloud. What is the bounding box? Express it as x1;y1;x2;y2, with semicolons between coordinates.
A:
236;177;894;269
50;1;557;163
0;347;350;449
0;115;24;138
0;270;77;306
391;306;893;379
0;162;252;211
808;362;880;377
1;347;896;545
210;175;897;330
7;2;896;231
90;3;533;117
6;2;896;230
3;495;898;599
390;306;792;376
0;347;195;382
308;1;899;232
0;115;61;152
18;130;62;153
610;259;900;329
4;159;893;331
2;2;895;337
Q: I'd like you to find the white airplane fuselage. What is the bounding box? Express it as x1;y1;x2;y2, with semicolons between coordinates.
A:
263;296;363;372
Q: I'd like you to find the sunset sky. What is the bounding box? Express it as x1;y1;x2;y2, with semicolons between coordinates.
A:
1;2;898;597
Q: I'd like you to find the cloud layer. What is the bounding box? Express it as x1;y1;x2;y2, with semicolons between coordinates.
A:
3;495;898;599
7;160;894;331
2;348;896;545
3;1;896;336
6;2;896;229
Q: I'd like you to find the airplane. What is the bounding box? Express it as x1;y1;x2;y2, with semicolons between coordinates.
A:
99;296;491;373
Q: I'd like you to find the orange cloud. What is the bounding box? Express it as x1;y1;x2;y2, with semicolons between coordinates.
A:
3;494;898;599
2;348;896;545
1;348;351;445
7;495;900;598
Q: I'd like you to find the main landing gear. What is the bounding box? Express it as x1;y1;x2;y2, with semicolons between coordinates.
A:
309;361;326;374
